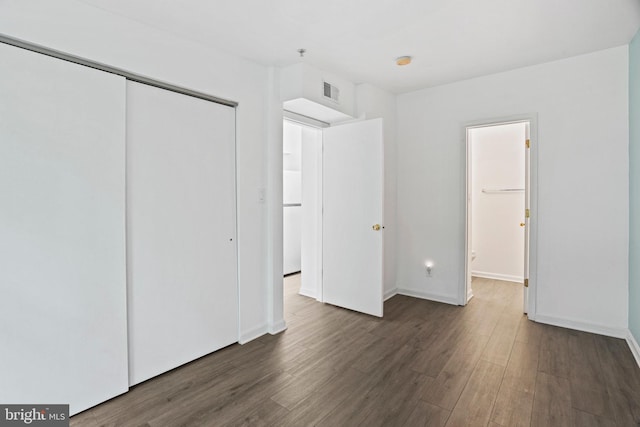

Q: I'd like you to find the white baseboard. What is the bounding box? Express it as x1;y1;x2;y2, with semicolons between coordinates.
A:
467;288;474;303
396;288;459;306
627;330;640;369
472;271;523;283
384;288;398;301
269;319;287;335
298;287;317;299
534;314;627;339
239;324;268;344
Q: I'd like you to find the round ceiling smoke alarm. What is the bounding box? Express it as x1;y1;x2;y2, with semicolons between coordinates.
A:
396;56;412;66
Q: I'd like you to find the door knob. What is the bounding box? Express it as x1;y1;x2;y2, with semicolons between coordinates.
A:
520;222;525;227
372;224;381;231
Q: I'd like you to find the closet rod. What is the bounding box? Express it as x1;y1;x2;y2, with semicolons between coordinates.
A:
0;33;238;108
482;188;524;193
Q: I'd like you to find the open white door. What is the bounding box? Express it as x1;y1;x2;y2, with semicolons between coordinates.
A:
322;118;384;317
523;124;531;314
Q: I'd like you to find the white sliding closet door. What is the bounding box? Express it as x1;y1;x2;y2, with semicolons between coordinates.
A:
0;43;128;414
127;82;238;385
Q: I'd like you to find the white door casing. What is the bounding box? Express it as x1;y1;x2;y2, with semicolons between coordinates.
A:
524;123;531;314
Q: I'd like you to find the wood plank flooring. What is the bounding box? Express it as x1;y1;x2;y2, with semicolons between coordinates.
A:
71;276;640;426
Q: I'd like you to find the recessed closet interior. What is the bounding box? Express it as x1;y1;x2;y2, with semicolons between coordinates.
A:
468;122;526;297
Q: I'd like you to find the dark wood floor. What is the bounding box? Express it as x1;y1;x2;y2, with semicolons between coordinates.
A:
72;275;640;426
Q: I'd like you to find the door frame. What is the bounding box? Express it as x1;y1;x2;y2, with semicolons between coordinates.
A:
462;114;538;319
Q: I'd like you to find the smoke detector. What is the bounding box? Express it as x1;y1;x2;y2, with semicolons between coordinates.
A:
396;56;412;66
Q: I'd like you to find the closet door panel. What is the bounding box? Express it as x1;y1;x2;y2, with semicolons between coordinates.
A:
126;81;238;386
0;43;128;414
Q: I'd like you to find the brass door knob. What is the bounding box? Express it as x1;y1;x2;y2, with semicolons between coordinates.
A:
372;224;381;231
520;222;525;227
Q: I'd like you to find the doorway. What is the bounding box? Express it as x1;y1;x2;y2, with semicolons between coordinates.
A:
465;118;534;315
281;115;385;318
282;118;323;300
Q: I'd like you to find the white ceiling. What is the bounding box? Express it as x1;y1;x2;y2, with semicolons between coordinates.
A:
78;0;640;93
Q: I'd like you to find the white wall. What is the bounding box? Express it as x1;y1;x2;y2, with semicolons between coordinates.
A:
397;46;629;335
0;0;276;342
281;63;356;118
471;123;526;282
282;121;302;204
283;121;302;275
300;125;323;298
283;121;303;174
630;28;640;359
355;83;398;298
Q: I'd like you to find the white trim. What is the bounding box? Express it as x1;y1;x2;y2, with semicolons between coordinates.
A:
238;324;268;344
283;110;330;128
627;330;640;368
298;287;317;299
384;287;398;301
467;288;474;303
240;319;286;344
396;288;459;306
472;271;523;283
269;319;287;336
534;314;627;338
0;34;238;107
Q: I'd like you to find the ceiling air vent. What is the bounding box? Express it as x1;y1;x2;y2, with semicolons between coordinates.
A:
323;81;340;103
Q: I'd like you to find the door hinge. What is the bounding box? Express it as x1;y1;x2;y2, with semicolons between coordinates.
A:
525;139;530;149
525;209;530;218
524;278;529;288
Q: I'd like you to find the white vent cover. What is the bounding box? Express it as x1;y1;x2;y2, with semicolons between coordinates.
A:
323;81;340;103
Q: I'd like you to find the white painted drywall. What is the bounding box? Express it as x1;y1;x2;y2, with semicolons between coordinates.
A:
397;46;629;333
265;66;286;338
283;121;303;173
355;83;398;298
281;63;356;118
630;28;640;355
300;125;323;298
0;0;276;341
283;98;353;124
283;171;302;205
470;123;526;283
283;121;303;275
0;43;128;414
283;206;302;275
